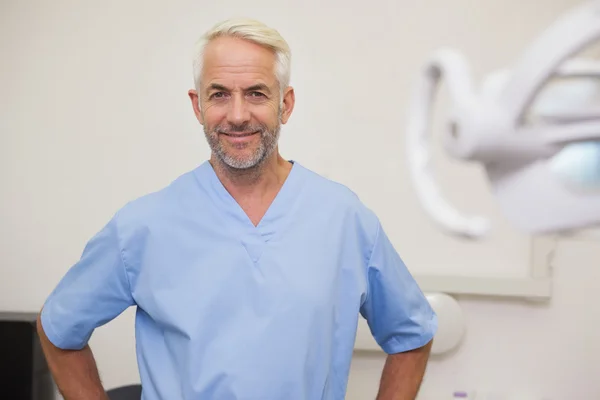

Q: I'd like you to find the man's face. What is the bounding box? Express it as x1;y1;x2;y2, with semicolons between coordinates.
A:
189;36;294;169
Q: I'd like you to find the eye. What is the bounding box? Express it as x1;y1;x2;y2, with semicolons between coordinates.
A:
248;91;266;98
209;92;227;100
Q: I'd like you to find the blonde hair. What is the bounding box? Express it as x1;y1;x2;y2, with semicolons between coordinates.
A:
192;18;291;94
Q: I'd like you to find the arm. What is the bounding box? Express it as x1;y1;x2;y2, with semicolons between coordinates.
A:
38;216;135;399
36;313;109;400
375;340;433;400
359;219;438;400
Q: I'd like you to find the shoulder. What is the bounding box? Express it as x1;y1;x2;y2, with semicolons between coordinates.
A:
296;162;381;239
297;163;364;204
111;166;203;235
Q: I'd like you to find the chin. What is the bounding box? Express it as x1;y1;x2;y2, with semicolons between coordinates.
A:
221;154;263;170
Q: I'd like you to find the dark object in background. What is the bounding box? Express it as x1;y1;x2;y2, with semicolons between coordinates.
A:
107;384;142;400
0;312;56;400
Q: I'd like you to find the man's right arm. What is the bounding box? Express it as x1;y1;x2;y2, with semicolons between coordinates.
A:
37;215;136;399
37;313;109;400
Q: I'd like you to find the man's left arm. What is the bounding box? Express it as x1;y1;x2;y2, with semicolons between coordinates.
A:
360;219;437;400
375;340;433;400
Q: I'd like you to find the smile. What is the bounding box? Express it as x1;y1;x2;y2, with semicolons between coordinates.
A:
220;131;259;137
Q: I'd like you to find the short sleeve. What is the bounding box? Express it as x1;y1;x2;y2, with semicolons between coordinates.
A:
40;215;135;350
360;221;437;354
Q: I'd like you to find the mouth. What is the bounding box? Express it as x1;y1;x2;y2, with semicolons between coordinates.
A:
219;131;259;138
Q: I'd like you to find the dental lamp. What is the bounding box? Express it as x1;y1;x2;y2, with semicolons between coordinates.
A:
406;0;600;238
355;0;600;358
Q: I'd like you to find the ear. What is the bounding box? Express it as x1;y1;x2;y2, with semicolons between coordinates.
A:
188;89;204;125
279;86;295;124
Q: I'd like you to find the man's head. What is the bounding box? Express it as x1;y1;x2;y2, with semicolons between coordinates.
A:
188;18;295;170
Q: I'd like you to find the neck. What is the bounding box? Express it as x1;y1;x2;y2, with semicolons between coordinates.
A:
209;152;292;199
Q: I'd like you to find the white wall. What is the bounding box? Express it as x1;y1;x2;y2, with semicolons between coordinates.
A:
2;0;598;399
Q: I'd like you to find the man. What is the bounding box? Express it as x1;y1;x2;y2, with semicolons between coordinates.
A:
37;17;437;400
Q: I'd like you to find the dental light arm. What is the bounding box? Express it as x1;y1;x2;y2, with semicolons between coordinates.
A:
406;50;490;238
406;0;600;237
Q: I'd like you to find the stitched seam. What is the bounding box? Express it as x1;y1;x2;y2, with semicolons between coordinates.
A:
113;209;134;295
362;219;381;308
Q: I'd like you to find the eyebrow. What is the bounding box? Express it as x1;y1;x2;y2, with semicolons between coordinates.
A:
245;84;271;94
205;83;272;95
206;83;229;95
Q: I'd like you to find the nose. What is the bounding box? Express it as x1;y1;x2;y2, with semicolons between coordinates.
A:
226;92;251;126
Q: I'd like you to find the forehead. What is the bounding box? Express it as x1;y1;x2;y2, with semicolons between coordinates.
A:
201;36;277;88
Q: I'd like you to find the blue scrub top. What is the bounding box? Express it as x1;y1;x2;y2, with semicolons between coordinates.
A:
41;160;437;400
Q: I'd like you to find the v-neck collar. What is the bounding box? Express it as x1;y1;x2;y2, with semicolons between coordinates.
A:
194;159;305;237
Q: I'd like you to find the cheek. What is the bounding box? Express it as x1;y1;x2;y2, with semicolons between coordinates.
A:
201;106;225;127
253;105;280;126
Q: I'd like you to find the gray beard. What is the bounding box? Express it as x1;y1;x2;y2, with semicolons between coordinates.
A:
204;122;280;170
